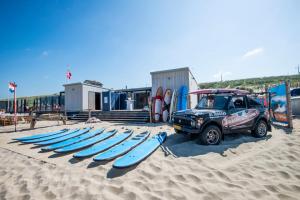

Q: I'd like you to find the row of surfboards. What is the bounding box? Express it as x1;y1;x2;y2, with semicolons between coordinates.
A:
13;128;167;168
153;85;188;122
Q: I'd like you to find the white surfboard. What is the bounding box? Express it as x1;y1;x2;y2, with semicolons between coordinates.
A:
169;89;177;123
154;98;162;122
162;89;172;122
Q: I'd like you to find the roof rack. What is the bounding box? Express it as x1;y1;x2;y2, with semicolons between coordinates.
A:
189;89;250;95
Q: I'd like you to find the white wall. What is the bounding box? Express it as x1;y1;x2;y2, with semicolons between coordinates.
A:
82;84;103;110
151;69;189;97
65;84;83;111
189;71;199;108
151;68;199;109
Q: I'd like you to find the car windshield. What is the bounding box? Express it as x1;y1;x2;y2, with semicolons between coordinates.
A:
196;95;229;109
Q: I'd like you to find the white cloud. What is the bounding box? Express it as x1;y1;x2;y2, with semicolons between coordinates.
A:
242;47;264;59
42;51;49;57
213;71;232;80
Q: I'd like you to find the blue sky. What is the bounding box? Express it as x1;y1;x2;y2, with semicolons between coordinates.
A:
0;0;299;98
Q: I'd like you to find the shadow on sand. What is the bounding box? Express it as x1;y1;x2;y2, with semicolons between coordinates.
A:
106;165;138;178
87;160;111;168
161;131;272;158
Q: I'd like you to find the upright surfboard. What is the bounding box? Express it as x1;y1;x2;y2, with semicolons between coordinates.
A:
55;130;117;153
162;89;172;122
154;87;163;122
13;129;68;141
21;128;80;144
41;128;105;151
93;131;150;161
177;87;183;111
169;89;177;123
35;127;92;146
113;132;167;168
181;85;188;110
73;130;133;158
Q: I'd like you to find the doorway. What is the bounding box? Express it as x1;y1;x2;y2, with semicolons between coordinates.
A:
88;92;101;110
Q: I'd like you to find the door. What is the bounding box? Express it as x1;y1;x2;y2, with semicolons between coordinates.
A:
95;92;101;110
88;91;95;110
223;96;258;130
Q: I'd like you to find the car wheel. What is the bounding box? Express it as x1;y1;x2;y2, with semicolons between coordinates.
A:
197;125;221;145
252;120;268;138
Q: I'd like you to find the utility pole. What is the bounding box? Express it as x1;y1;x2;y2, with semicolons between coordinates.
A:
220;73;223;82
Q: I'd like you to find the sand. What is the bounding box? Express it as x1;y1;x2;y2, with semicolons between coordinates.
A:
0;119;300;200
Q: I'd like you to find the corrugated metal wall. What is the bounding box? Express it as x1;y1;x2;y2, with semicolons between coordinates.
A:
151;69;189;97
151;68;199;109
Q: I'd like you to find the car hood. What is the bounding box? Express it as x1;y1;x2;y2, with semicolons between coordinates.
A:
174;109;227;118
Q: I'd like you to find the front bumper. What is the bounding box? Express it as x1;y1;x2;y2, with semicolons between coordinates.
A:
173;124;200;134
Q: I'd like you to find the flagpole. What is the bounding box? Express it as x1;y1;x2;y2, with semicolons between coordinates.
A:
7;92;9;113
64;66;69;121
14;82;17;132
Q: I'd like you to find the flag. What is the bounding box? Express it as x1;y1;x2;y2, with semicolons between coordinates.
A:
8;82;16;93
66;70;72;80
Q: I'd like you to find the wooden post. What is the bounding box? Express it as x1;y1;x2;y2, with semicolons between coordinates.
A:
285;81;293;129
13;83;17;132
148;97;152;123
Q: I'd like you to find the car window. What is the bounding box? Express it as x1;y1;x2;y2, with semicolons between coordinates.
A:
196;95;229;109
291;88;300;97
229;96;246;109
248;97;262;107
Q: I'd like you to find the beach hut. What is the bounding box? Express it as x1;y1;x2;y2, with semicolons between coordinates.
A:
150;67;198;108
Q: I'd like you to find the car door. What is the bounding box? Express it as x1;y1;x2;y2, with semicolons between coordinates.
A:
223;96;253;131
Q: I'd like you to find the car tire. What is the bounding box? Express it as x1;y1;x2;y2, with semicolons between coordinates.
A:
252;120;268;138
197;125;221;145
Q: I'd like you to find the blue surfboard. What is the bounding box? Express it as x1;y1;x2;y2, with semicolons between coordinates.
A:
94;131;150;161
41;128;105;151
181;85;188;110
73;130;133;158
21;128;80;144
113;132;167;168
177;85;188;111
34;127;92;146
176;87;182;111
14;129;68;141
54;130;117;153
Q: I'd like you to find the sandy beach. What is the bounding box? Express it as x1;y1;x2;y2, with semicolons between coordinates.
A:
0;119;300;200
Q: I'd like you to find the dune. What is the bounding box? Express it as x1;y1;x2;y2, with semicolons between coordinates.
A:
0;119;300;200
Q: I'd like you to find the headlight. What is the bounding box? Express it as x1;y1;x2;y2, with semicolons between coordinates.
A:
191;120;196;127
196;118;204;128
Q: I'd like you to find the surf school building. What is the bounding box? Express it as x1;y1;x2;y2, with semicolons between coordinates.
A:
62;67;198;112
0;67;199;115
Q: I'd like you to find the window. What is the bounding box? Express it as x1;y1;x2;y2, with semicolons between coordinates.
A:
196;95;229;109
248;97;262;107
229;96;246;109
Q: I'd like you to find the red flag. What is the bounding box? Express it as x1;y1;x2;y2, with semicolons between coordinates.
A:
66;70;72;80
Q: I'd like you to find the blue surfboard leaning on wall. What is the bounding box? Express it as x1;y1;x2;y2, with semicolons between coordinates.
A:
181;85;188;110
